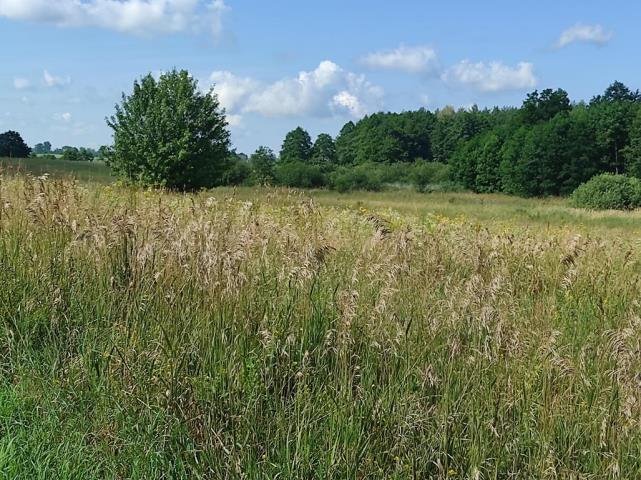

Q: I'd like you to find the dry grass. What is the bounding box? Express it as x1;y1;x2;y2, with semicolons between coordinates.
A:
1;176;641;478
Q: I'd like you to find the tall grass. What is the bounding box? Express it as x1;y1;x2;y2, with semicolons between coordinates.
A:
1;175;641;478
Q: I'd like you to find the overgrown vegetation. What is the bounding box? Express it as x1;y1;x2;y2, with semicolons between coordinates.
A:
2;175;641;478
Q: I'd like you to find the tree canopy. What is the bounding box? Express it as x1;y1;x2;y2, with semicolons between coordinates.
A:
279;127;313;163
0;131;31;158
107;69;230;190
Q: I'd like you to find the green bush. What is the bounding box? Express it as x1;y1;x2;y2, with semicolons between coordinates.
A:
327;161;459;193
410;160;452;192
221;157;251;186
329;163;384;192
570;173;641;210
274;161;326;188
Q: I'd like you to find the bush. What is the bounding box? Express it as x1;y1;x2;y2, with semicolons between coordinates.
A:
329;163;384;192
328;161;459;193
570;173;641;210
221;157;251;186
410;160;452;192
275;161;326;188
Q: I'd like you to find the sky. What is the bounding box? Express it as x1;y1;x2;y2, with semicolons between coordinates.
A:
0;0;635;154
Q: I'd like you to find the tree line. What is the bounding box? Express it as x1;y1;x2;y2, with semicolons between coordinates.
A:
5;69;641;197
0;135;109;162
236;81;641;196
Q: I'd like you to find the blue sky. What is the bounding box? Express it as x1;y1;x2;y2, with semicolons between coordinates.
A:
0;0;634;153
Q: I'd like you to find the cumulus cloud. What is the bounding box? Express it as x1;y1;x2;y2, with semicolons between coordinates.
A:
13;77;31;90
209;71;260;112
43;70;71;87
360;45;439;74
557;23;612;48
0;0;229;37
209;61;383;123
442;60;537;92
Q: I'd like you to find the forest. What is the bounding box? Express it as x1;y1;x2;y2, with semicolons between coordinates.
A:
237;81;641;196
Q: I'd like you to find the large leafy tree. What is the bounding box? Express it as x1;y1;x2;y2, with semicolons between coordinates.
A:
591;81;641;104
475;132;503;193
588;82;641;173
280;127;312;163
107;69;230;190
335;121;357;165
311;133;337;164
521;88;571;125
431;106;461;163
0;131;31;158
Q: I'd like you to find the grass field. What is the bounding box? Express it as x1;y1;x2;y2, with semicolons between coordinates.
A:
2;174;641;478
0;157;113;184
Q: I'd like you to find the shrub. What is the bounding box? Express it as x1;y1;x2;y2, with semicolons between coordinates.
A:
329;163;384;192
221;157;251;186
570;173;641;210
274;161;326;188
410;160;452;192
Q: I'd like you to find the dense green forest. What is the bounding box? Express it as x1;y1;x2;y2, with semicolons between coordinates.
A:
236;81;641;196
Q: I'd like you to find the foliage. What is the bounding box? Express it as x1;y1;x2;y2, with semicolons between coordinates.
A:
249;146;277;185
570;173;641;210
329;162;384;192
279;127;312;164
221;152;252;186
32;141;52;155
520;88;571;124
274;161;325;188
0;131;31;158
409;160;452;192
61;146;95;162
268;81;641;197
311;133;337;164
107;69;230;190
336;110;435;165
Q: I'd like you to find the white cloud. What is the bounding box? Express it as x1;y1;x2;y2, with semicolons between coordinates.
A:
13;77;31;90
53;112;73;122
442;60;537;92
43;70;71;87
360;45;439;74
209;71;260;112
557;23;612;48
209;61;383;123
0;0;229;37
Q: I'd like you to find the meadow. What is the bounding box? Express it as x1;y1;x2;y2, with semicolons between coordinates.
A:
0;157;113;184
2;171;641;478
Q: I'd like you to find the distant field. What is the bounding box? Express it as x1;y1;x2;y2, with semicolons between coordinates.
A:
0;157;113;184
